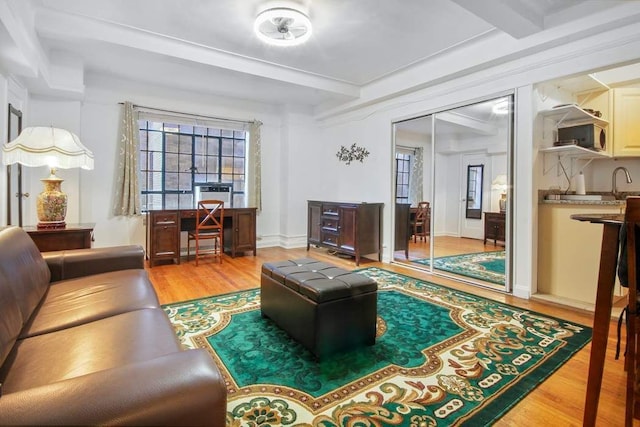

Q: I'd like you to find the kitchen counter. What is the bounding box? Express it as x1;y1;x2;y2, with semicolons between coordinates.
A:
540;199;625;206
537;203;625;310
538;190;629;207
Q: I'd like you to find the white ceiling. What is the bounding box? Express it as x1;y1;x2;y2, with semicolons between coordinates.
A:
1;0;638;113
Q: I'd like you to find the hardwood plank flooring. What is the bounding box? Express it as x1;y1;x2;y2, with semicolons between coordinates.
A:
147;243;633;426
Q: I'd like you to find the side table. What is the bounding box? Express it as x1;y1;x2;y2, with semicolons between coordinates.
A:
24;223;95;252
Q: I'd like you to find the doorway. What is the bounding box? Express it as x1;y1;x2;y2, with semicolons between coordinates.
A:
6;104;24;226
392;95;513;292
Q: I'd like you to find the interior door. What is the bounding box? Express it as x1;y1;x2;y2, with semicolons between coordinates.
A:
6;104;23;226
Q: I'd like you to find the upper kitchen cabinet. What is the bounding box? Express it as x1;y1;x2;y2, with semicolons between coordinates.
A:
612;88;640;156
579;87;640;157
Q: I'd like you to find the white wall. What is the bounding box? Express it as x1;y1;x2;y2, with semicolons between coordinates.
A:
276;109;323;248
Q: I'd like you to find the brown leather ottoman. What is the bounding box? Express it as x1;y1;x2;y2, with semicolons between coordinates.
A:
261;258;377;359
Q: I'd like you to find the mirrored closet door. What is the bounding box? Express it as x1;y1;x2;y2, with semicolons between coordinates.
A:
393;95;513;292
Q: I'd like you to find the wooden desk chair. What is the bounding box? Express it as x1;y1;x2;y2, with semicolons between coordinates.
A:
620;196;640;425
411;201;430;243
187;200;224;266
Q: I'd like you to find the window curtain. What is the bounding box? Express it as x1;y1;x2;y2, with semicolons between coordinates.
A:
248;120;262;211
113;101;141;216
409;147;423;206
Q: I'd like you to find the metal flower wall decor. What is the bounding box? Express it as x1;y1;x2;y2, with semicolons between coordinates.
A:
336;143;370;165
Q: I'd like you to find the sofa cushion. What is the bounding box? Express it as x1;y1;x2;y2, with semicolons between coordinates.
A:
0;227;51;319
0;274;22;369
0;308;181;393
0;227;51;367
44;245;145;282
19;270;160;339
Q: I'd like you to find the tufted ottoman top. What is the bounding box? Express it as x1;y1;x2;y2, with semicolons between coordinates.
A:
261;258;377;303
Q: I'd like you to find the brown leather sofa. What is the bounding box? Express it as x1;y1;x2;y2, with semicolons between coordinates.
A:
0;226;226;425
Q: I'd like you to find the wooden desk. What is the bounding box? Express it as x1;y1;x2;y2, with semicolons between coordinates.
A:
571;213;624;427
24;223;95;252
146;207;256;267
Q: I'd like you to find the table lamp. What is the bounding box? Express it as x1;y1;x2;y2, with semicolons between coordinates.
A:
2;127;94;228
492;174;508;212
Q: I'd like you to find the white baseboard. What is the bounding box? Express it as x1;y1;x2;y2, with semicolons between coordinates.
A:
257;234;307;249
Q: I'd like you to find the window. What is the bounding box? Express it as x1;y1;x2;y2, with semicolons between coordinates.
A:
139;120;247;211
395;152;411;203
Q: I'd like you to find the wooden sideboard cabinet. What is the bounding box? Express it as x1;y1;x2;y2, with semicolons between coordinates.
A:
307;200;383;265
146;207;257;267
484;211;506;245
24;223;95;252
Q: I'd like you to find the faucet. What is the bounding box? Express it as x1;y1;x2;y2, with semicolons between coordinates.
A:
612;166;633;199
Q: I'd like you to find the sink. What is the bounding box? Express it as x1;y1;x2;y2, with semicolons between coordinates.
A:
550;194;617;201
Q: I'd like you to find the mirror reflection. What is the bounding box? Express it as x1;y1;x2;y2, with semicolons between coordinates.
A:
465;165;483;219
393;95;512;292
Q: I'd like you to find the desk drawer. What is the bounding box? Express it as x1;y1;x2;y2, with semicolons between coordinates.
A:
152;212;178;225
180;210;197;219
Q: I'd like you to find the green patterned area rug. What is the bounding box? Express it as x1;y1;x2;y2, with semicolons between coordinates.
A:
163;267;590;426
414;251;506;285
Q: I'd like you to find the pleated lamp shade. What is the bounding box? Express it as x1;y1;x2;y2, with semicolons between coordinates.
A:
2;127;94;169
1;127;94;228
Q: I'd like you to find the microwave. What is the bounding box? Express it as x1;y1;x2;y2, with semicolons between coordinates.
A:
557;123;606;151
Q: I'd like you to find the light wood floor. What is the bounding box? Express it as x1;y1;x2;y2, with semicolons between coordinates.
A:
147;244;633;426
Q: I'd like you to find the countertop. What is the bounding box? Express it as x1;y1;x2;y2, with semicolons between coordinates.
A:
540;199;625;206
538;190;631;206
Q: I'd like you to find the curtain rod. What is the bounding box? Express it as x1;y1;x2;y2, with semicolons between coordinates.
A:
118;102;253;125
396;144;418;152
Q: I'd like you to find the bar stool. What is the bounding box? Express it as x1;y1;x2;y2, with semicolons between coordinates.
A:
620;196;640;425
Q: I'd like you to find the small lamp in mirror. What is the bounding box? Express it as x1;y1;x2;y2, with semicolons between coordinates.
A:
492;174;508;213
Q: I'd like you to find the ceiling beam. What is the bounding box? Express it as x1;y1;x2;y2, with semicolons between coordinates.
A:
35;8;360;98
437;111;497;135
450;0;544;39
0;1;49;80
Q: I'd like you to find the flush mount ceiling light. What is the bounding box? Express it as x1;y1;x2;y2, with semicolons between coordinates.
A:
254;7;312;46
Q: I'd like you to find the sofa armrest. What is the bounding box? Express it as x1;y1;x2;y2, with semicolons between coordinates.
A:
0;349;227;426
44;245;145;281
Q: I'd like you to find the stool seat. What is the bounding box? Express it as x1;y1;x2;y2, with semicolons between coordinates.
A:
260;258;377;359
262;258;377;302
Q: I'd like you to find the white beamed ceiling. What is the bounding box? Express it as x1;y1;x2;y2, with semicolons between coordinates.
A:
1;0;639;115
